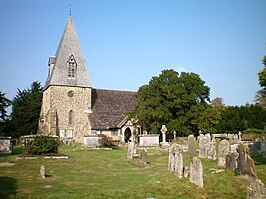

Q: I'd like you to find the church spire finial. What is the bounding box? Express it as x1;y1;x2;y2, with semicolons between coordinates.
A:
69;3;72;16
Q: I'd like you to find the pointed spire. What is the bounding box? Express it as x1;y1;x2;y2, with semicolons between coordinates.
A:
44;16;92;89
69;3;72;16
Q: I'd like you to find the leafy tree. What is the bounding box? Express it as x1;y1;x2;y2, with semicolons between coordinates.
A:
216;104;266;133
256;48;266;108
10;82;43;138
131;69;213;136
211;97;226;110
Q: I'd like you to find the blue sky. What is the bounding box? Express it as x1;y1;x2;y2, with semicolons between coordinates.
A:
1;0;266;106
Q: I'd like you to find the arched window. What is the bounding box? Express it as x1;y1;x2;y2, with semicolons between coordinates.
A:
67;55;77;78
69;110;73;126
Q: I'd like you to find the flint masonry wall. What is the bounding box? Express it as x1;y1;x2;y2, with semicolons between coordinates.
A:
40;85;92;142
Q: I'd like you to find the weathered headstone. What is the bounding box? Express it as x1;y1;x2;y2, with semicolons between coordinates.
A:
188;135;196;157
190;157;203;188
0;137;12;154
218;140;230;167
40;165;45;179
226;152;239;172
127;142;135;159
168;144;183;178
140;148;148;166
207;143;216;160
199;135;208;159
237;143;257;178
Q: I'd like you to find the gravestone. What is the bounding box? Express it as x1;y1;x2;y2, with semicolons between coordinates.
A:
238;131;242;142
207;143;216;160
237;143;257;178
0;137;12;154
188;135;196;157
218;140;230;167
199;135;208;159
161;125;167;143
168;144;183;178
190;157;203;188
40;165;45;178
173;131;177;141
140;148;148;166
127;142;135;159
183;166;190;178
226;152;239;172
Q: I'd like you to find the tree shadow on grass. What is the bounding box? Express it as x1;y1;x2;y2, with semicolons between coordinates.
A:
0;177;17;198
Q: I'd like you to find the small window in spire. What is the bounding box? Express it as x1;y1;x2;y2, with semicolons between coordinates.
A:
67;55;77;78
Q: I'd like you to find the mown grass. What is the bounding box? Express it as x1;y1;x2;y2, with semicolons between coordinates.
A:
0;144;265;199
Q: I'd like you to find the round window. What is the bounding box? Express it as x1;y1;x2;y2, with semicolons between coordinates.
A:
67;90;74;97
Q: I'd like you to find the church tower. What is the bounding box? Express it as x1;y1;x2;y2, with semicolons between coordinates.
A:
39;16;92;142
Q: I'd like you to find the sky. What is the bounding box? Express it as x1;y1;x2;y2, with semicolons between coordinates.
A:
1;0;266;106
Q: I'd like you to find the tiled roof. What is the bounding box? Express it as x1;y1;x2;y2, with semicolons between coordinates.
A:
44;16;92;90
89;89;137;130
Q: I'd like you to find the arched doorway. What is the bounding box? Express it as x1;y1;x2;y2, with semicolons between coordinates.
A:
124;128;132;143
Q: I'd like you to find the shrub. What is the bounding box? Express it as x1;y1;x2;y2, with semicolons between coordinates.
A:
98;134;118;148
243;129;263;134
24;136;60;155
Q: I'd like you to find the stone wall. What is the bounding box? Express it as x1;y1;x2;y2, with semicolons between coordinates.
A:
39;85;92;142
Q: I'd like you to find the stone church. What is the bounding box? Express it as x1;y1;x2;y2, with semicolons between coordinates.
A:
38;16;141;143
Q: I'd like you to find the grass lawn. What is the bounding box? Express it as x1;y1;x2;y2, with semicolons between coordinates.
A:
0;144;265;199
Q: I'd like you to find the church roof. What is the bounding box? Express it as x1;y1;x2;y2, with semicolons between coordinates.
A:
44;16;92;90
89;89;137;130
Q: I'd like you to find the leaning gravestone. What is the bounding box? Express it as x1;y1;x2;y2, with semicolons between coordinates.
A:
190;157;203;188
218;140;230;167
168;144;183;178
40;165;45;179
188;135;196;157
237;143;257;179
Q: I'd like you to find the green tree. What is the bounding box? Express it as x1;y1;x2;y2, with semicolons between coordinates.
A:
256;49;266;108
0;91;11;122
131;69;213;136
10;82;43;138
0;91;11;136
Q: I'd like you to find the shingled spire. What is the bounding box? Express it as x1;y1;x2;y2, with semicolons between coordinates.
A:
44;16;92;90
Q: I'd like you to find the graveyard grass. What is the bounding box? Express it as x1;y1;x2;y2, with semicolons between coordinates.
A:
0;144;265;199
